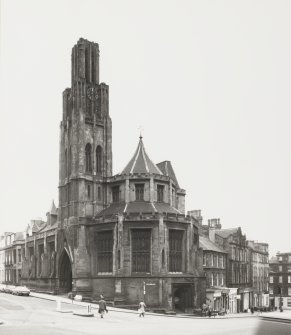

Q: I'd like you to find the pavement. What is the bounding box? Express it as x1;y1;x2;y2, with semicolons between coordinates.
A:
29;292;291;320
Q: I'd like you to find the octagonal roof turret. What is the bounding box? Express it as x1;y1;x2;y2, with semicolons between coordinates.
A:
121;136;163;175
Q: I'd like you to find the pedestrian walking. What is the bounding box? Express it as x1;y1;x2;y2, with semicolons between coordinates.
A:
208;305;212;318
98;295;108;318
138;301;146;317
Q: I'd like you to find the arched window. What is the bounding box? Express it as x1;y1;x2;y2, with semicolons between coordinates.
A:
96;145;102;173
85;143;92;172
68;146;72;176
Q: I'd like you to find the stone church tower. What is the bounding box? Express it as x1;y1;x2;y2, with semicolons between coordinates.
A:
57;38;112;295
59;38;112;225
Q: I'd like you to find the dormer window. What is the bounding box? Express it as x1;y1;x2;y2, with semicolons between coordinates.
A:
112;186;120;203
135;184;144;201
157;185;164;202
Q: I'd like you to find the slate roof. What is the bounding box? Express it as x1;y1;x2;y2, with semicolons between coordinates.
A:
156;161;180;188
121;137;163;175
199;236;227;253
215;228;238;238
269;256;278;264
30;220;46;233
38;222;58;233
97;201;181;216
14;232;25;241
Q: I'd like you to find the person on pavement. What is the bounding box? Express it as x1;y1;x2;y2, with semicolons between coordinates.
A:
98;295;108;318
138;301;146;317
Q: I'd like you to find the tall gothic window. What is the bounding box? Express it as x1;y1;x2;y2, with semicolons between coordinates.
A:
157;185;164;202
169;229;183;272
97;230;113;273
38;244;44;276
135;184;144;201
132;229;151;273
85;143;92;172
96;145;102;173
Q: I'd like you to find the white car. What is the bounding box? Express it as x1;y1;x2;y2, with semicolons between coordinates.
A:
4;285;16;294
12;286;30;296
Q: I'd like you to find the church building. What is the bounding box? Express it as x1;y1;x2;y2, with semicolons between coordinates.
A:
20;38;206;312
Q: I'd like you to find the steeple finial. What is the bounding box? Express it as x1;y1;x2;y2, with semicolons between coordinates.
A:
138;125;144;140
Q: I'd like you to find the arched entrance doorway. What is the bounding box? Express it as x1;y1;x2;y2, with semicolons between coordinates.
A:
59;250;72;293
173;285;193;313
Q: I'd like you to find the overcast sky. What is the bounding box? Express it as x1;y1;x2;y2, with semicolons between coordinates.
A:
1;0;291;256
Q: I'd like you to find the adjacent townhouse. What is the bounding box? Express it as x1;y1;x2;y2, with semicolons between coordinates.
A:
269;252;291;309
247;241;269;309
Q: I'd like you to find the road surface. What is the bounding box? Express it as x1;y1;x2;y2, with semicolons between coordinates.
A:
0;293;290;335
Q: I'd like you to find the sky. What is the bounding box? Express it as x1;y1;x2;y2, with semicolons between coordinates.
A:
0;0;291;256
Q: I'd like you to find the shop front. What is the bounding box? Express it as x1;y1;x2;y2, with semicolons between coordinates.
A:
238;288;253;312
228;288;238;314
206;289;222;311
206;288;229;312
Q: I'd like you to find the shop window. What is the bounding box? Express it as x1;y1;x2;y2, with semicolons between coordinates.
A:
131;229;151;273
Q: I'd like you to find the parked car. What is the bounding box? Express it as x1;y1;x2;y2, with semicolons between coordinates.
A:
4;285;16;294
0;283;6;292
12;286;30;296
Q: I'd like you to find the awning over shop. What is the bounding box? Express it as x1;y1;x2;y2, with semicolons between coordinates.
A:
213;292;222;298
238;288;254;294
206;289;222;298
228;288;238;295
